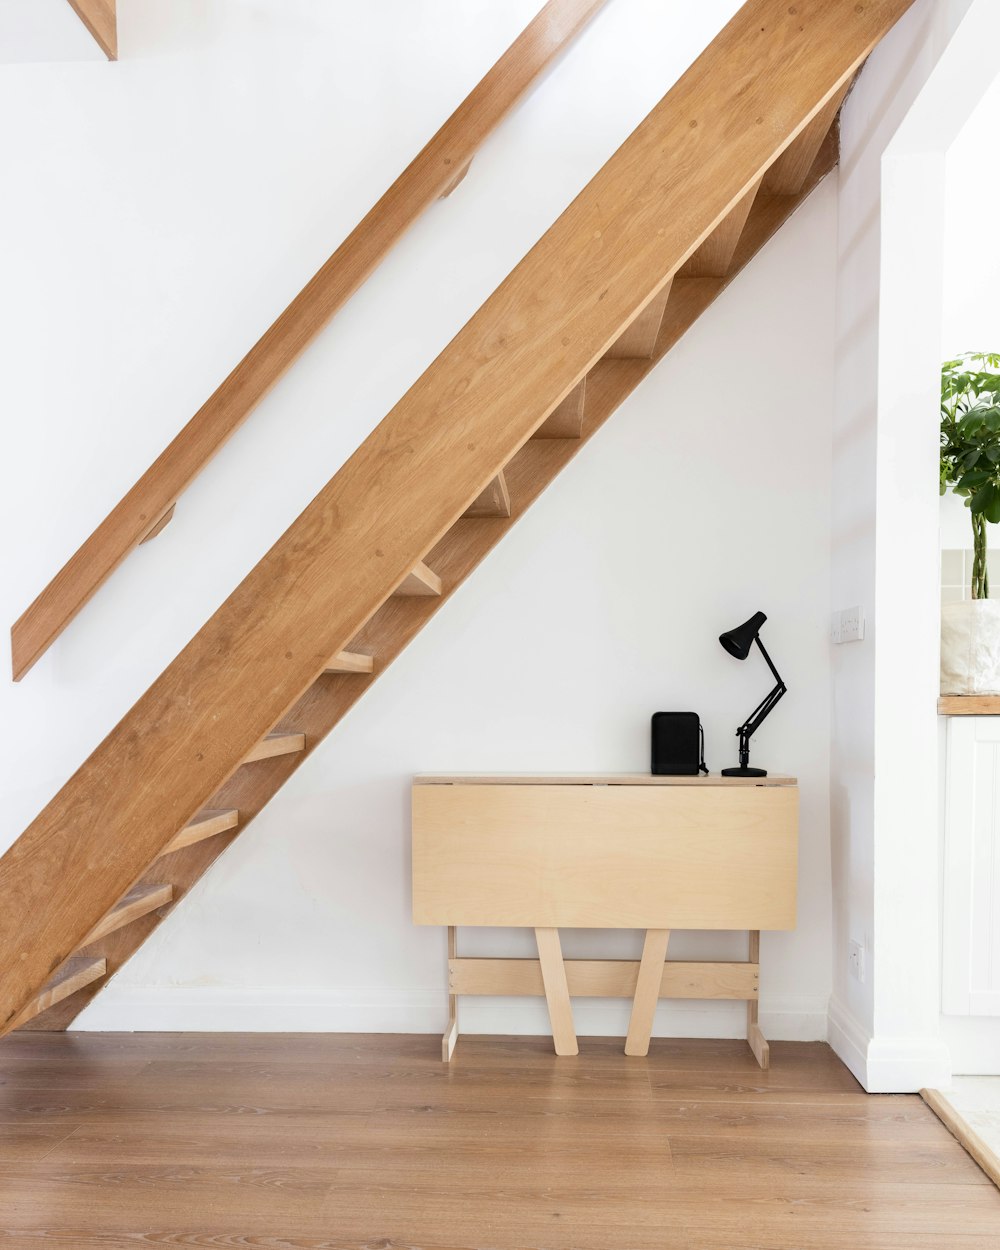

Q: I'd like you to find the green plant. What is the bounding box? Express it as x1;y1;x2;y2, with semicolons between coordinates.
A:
940;352;1000;599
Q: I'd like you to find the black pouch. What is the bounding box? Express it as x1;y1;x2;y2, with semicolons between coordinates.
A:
651;712;709;776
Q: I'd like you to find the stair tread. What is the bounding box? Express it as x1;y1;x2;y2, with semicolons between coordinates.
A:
395;561;442;597
325;650;375;674
187;807;238;827
160;808;240;857
533;378;586;439
14;957;107;1028
81;883;173;947
117;882;173;907
604;281;673;359
243;732;307;763
463;472;511;519
677;180;761;279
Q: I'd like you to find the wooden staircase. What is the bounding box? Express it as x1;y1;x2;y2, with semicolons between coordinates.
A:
1;0;916;1035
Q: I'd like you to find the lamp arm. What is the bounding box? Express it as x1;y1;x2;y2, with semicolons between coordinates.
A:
733;637;787;766
755;636;783;688
736;681;786;741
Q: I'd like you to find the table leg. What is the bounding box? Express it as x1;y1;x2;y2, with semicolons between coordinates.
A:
534;927;578;1056
625;928;670;1056
746;929;769;1070
442;925;458;1062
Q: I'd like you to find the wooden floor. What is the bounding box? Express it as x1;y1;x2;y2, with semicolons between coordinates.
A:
0;1033;997;1248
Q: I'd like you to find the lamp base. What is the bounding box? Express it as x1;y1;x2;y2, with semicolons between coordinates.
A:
721;766;768;778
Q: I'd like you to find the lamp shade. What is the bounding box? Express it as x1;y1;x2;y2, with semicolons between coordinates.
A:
719;611;768;660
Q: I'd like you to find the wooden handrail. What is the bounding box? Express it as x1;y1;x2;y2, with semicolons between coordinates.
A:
65;0;117;60
10;0;609;682
0;0;915;1033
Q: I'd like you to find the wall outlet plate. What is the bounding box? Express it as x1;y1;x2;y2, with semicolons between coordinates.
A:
849;939;865;982
832;606;866;645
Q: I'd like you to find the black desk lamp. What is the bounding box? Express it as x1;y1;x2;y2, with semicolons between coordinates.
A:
718;611;786;778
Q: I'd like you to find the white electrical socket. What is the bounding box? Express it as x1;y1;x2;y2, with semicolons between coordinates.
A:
831;606;866;645
848;939;865;982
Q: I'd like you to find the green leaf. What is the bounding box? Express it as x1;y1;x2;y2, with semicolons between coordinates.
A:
959;413;984;436
942;354;1000;508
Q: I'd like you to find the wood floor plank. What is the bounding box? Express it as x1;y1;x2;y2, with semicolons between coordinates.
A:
309;1183;1000;1246
0;1082;383;1119
0;1120;80;1165
0;1059;150;1089
631;1096;956;1143
134;1057;653;1101
40;1120;668;1175
666;1133;995;1186
0;1035;996;1248
683;1234;999;1250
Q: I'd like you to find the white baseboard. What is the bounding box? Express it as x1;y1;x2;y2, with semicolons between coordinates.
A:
865;1035;952;1093
73;984;828;1040
827;996;953;1092
760;994;830;1041
827;995;871;1086
74;986;447;1033
78;985;947;1086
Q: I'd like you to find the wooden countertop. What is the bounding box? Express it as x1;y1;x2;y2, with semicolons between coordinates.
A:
938;697;1000;715
414;773;797;787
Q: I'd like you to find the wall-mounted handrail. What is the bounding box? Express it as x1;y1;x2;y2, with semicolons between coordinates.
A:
0;0;915;1034
10;0;609;681
66;0;117;60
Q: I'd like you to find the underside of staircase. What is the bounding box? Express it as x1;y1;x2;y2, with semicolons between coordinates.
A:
0;0;915;1035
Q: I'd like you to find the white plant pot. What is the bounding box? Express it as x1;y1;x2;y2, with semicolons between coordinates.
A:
941;600;1000;695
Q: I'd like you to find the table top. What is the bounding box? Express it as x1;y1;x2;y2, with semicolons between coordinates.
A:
414;773;797;787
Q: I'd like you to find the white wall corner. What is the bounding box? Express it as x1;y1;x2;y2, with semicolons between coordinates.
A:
867;0;1000;1098
829;997;952;1092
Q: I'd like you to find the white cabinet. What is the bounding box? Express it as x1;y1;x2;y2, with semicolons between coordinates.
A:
943;717;1000;1016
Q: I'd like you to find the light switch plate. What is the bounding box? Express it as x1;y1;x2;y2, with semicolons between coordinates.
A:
831;606;865;644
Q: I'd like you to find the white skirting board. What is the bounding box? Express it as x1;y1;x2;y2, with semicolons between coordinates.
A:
828;996;953;1092
827;995;870;1086
865;1036;952;1094
74;984;828;1040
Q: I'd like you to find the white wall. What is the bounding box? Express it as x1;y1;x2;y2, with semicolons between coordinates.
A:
0;0;104;62
829;0;954;1087
943;78;1000;361
829;0;1000;1092
938;64;1000;1073
879;0;1000;1088
939;74;1000;555
0;0;837;1040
